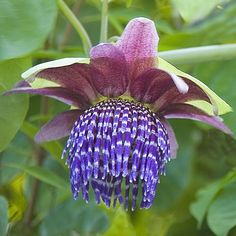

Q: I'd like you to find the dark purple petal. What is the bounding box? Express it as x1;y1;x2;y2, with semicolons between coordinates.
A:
35;109;83;143
130;68;175;103
5;86;89;108
90;43;128;97
156;78;211;111
162;104;233;135
160;118;178;159
130;68;211;105
36;63;97;102
116;17;159;80
14;80;31;88
2;79;31;95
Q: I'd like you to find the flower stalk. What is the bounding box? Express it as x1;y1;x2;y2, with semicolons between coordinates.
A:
57;0;92;56
100;0;109;43
159;44;236;65
31;45;236;65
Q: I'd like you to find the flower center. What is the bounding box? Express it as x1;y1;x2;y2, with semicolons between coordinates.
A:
63;99;170;210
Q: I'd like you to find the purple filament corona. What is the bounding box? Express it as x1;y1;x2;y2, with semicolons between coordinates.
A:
62;99;170;210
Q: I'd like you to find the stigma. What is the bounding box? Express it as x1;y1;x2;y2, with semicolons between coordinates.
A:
62;99;170;210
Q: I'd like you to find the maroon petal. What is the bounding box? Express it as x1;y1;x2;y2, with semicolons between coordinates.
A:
35;109;82;143
162;104;232;135
130;68;211;107
36;63;97;102
5;86;90;108
116;18;159;80
130;68;175;103
161;118;178;159
90;43;128;97
156;77;211;111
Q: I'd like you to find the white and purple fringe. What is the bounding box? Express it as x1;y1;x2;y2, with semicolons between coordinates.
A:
62;99;170;210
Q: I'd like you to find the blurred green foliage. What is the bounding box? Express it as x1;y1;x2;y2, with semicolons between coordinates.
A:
0;58;30;152
0;0;236;235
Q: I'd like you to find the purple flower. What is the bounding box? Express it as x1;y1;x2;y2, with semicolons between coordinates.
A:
8;18;232;210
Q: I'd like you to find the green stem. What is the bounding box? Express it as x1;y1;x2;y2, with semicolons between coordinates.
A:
24;97;48;228
31;44;236;65
57;0;92;56
60;0;83;49
100;0;109;43
159;44;236;65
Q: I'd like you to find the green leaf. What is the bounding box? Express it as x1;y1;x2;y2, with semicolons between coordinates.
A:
0;174;27;222
158;57;232;115
190;171;236;229
190;181;221;228
171;0;222;23
0;0;57;61
133;210;175;236
0;58;30;152
40;200;109;236
103;208;136;236
0;196;8;236
0;132;32;185
5;162;68;190
157;121;197;211
207;182;236;236
126;0;133;7
160;3;236;50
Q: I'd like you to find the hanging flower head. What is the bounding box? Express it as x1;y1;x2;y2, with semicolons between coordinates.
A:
8;18;232;210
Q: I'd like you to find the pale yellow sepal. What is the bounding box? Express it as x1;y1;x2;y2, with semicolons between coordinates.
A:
22;58;90;89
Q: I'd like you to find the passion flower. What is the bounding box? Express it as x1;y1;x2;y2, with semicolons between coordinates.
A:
7;17;232;210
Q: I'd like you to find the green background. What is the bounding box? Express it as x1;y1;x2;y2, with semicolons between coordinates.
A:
0;0;236;235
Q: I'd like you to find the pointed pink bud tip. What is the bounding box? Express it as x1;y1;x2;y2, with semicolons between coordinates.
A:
116;17;159;61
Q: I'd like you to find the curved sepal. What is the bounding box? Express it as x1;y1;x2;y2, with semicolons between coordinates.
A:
5;86;89;108
21;58;98;103
163;103;233;135
22;58;89;80
35;109;82;143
